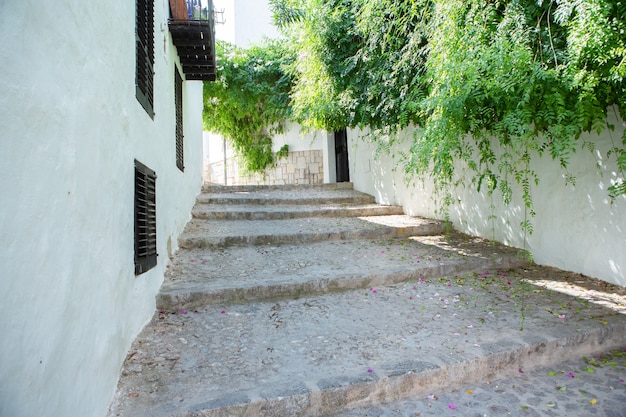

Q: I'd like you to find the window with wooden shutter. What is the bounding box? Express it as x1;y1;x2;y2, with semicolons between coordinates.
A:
136;0;155;118
175;68;184;171
134;160;157;275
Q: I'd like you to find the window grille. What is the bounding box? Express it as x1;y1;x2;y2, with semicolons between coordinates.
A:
175;68;184;171
136;0;155;118
134;160;157;275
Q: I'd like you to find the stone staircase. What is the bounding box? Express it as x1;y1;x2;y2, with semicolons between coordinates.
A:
107;183;626;417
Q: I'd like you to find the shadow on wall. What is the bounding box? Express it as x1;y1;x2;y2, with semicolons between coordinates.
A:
419;108;626;288
347;117;626;287
449;135;626;287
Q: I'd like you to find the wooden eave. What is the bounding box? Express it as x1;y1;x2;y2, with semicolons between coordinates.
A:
168;19;217;81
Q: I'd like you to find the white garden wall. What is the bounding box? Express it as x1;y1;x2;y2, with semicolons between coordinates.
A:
203;123;329;185
0;1;204;417
348;111;626;287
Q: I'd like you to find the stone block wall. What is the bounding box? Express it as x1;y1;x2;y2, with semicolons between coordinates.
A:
205;150;324;186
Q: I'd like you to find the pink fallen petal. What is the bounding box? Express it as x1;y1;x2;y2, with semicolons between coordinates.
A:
220;310;226;314
568;372;575;378
367;368;373;373
449;403;457;410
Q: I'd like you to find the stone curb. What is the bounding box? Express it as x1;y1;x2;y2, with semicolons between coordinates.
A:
191;205;404;221
179;223;445;249
195;195;376;206
157;253;528;310
202;182;355;193
178;321;626;417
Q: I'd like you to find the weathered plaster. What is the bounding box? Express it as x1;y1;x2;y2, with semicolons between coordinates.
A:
0;1;204;416
348;113;626;287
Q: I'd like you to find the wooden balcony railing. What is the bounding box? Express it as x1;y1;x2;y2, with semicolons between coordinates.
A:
168;0;216;81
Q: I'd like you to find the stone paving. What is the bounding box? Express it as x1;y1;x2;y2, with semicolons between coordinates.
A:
338;350;626;416
107;183;626;417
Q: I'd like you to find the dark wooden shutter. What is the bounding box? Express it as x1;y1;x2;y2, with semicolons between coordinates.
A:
134;160;157;275
175;69;184;171
136;0;155;118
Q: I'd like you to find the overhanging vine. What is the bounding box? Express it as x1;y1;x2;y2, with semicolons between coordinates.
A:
268;0;626;218
203;0;626;220
202;39;295;172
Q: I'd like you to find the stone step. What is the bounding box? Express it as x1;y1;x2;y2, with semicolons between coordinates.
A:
107;265;626;417
336;348;626;416
191;203;404;221
178;215;445;249
108;184;626;417
202;182;355;193
158;233;528;310
195;188;376;206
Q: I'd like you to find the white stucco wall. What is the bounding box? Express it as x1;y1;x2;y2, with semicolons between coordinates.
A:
0;1;204;417
212;0;236;43
271;122;325;152
212;0;280;47
348;113;626;287
233;0;281;47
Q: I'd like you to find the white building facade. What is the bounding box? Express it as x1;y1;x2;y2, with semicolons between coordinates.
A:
0;1;213;416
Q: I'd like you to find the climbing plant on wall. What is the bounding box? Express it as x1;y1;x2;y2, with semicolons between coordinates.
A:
203;39;295;172
268;0;626;232
204;0;625;218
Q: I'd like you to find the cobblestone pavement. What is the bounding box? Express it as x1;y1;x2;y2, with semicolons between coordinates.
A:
107;184;626;417
110;264;626;417
337;350;626;417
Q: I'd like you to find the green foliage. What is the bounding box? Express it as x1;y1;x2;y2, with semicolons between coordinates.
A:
271;0;626;222
206;0;626;225
203;39;295;172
